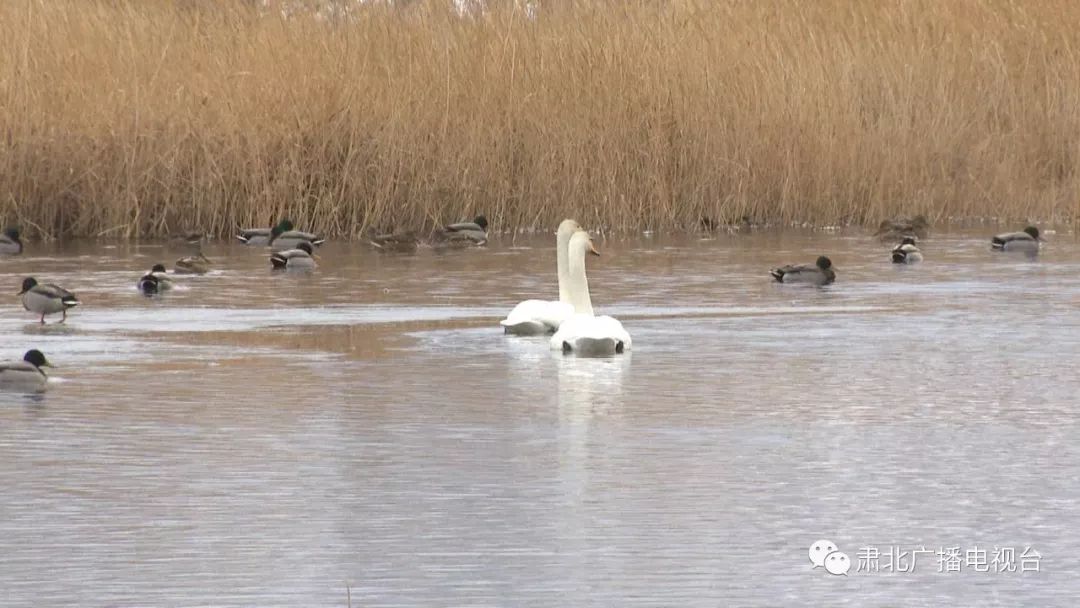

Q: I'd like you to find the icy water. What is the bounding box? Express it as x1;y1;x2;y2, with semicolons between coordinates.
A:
1;229;1078;606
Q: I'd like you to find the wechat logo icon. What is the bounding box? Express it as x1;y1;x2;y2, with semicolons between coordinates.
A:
809;539;850;576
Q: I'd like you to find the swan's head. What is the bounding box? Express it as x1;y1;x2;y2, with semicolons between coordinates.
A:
557;219;582;236
1024;226;1041;240
816;256;833;270
569;230;600;257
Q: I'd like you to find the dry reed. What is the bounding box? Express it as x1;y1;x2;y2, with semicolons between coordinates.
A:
2;0;1080;239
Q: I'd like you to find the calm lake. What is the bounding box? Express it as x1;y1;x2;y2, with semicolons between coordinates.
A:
1;228;1078;606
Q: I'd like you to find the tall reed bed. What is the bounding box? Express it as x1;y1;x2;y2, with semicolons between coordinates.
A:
1;0;1079;239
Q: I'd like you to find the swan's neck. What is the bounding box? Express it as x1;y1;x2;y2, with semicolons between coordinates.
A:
566;243;594;316
556;230;572;303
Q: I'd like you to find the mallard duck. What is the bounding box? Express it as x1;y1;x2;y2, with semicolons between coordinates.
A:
270;220;325;252
237;220;321;246
0;227;23;255
137;264;174;296
875;215;929;241
236;226;273;246
238;220;324;250
174;253;211;275
18;278;80;324
770;256;836;285
433;215;488;247
992;226;1041;253
169;231;205;245
270;241;317;271
443;215;488;233
699;215;754;233
0;349;51;393
891;237;923;264
366;229;420;253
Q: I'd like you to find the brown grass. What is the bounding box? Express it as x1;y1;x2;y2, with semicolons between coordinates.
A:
2;0;1080;239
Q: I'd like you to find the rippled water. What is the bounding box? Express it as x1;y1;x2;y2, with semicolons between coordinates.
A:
1;229;1078;606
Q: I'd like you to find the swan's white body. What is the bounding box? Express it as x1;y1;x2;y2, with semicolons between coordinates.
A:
501;300;575;335
500;220;580;335
552;313;632;356
549;230;632;356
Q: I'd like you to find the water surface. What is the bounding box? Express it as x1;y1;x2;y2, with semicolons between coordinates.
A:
1;229;1077;606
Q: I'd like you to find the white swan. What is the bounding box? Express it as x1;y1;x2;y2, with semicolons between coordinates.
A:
499;219;581;335
550;230;632;356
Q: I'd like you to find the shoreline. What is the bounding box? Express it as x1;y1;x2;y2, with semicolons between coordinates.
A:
7;220;1074;245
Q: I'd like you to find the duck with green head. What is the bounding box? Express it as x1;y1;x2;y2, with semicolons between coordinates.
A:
0;349;51;393
770;256;836;286
0;227;23;255
237;220;325;250
137;264;174;296
18;278;80;324
236;225;273;246
270;241;318;271
169;231;204;245
270;220;325;252
891;237;923;264
991;226;1041;254
434;215;488;247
